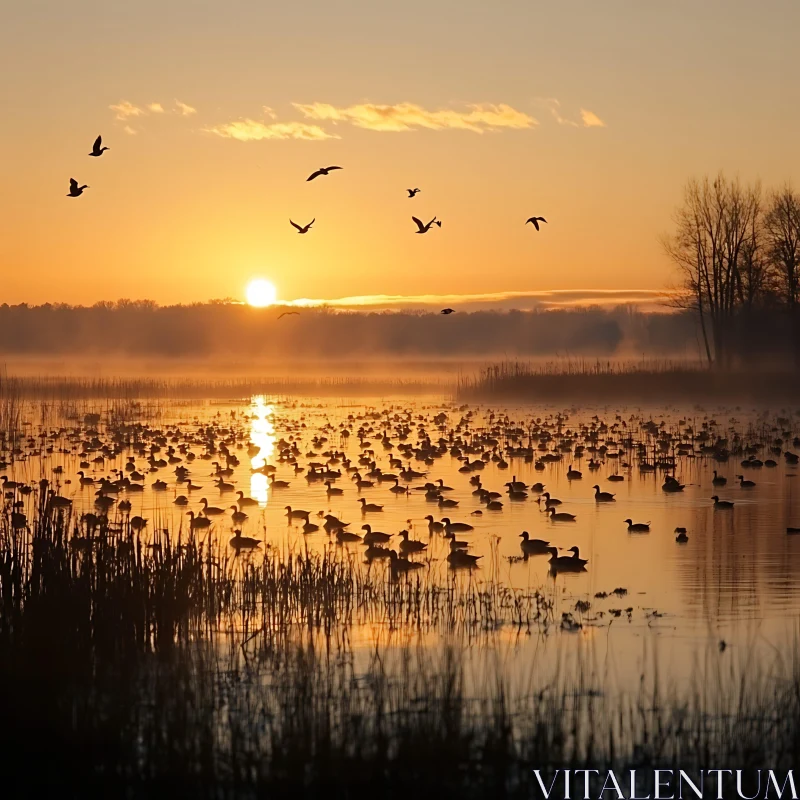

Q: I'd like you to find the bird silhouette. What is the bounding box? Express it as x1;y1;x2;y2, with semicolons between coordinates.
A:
307;166;342;182
67;178;88;197
88;135;109;157
440;308;455;315
407;188;421;197
278;311;300;320
412;216;438;234
290;219;315;234
526;216;547;231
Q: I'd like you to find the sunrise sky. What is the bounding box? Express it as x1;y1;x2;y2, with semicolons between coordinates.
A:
1;0;798;307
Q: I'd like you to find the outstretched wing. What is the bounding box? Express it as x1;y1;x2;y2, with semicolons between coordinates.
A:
325;166;342;171
70;178;78;190
307;170;323;182
308;218;315;226
93;135;102;151
411;216;424;232
290;219;302;231
538;217;547;224
526;218;540;230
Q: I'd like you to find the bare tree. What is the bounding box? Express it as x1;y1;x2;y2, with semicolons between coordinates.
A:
764;185;800;364
662;173;763;367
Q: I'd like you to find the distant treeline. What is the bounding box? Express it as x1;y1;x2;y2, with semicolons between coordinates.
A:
0;302;715;360
0;301;798;364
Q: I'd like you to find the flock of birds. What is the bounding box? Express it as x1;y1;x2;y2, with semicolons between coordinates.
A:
67;135;548;313
3;404;799;579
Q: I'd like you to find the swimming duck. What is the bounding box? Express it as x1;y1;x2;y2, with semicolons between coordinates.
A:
548;507;576;522
548;546;588;571
593;485;616;502
519;531;551;555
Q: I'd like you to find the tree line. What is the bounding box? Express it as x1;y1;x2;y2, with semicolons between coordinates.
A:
663;174;800;367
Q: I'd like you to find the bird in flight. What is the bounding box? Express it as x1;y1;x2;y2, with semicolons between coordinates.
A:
278;311;300;320
88;136;109;157
290;219;315;234
407;188;421;198
67;178;89;197
440;308;455;315
412;216;439;234
526;216;547;231
307;166;342;182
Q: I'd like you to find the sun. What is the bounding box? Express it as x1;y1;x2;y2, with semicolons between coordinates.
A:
246;278;278;307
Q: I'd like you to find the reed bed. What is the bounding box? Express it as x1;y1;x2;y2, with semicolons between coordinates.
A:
0;491;798;796
459;359;800;402
0;373;445;402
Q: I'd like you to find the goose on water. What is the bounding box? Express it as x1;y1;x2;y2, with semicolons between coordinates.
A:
548;546;588;571
593;485;616;502
519;531;551;555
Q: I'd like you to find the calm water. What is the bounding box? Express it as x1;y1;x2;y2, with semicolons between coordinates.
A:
5;395;800;688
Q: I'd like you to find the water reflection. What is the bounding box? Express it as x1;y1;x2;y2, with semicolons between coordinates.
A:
249;395;275;506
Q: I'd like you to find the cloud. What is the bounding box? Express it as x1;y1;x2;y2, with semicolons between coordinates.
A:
110;101;145;121
286;289;673;313
292;102;537;133
175;100;197;116
580;109;606;128
147;103;165;114
123;125;137;136
540;98;578;128
537;98;606;129
204;118;337;142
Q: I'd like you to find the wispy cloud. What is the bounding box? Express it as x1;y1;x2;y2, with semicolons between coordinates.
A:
110;99;198;132
292;102;537;133
175;99;197;116
204;118;337;142
580;108;606;128
537;98;606;129
286;289;671;312
110;101;145;121
541;98;578;127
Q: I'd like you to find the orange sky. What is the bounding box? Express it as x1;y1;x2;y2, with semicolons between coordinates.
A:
1;0;798;306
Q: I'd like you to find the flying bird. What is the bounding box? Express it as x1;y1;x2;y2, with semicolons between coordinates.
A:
278;311;300;320
67;178;88;197
412;216;439;234
526;216;547;231
88;136;109;157
407;188;421;198
290;219;315;234
307;166;342;182
440;308;455;315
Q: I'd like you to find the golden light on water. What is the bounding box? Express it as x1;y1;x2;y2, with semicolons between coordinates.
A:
249;395;275;505
245;278;278;307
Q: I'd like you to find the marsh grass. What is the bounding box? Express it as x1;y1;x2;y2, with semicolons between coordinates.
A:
459;359;800;402
0;374;445;402
0;494;798;796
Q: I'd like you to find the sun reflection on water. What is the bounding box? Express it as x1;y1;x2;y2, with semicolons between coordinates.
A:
249;396;275;506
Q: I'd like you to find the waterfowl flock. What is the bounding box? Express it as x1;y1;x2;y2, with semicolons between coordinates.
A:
0;401;799;587
66;135;550;243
